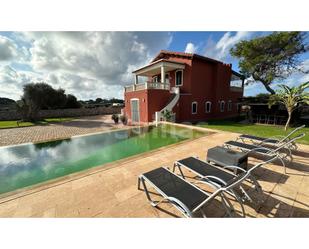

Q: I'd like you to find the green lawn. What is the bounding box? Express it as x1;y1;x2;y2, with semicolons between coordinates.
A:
197;120;309;145
44;117;75;122
0;117;75;129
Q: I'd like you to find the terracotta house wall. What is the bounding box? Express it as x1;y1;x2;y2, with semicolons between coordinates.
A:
212;64;243;119
124;89;171;123
124;90;148;123
146;90;172;121
178;59;216;122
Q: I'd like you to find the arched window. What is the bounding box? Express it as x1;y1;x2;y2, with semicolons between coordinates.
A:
220;101;225;112
228;100;232;111
175;70;183;86
205;101;212;113
192;101;197;114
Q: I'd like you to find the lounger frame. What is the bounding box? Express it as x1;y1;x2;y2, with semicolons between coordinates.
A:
225;133;305;173
138;167;238;218
236;125;305;150
174;157;262;205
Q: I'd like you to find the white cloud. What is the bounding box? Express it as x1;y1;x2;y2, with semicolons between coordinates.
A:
203;31;251;61
0;32;173;100
0;35;18;61
184;42;197;53
0;65;44;99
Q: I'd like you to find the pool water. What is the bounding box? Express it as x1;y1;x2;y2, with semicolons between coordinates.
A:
0;124;206;195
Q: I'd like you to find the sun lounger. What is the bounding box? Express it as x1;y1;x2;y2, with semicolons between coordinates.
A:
236;125;305;150
174;155;276;206
224;133;305;173
138;167;241;217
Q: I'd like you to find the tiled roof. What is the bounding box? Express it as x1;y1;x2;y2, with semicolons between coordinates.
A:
151;50;244;77
151;50;223;64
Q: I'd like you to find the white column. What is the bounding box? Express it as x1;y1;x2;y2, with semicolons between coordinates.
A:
161;66;165;83
134;74;138;85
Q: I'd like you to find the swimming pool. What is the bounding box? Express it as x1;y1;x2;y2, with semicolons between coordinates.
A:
0;124;206;195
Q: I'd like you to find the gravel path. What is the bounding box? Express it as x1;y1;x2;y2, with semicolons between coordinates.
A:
0;115;125;147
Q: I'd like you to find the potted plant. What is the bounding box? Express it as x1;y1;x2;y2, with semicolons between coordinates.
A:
120;115;128;125
111;114;119;124
162;109;173;122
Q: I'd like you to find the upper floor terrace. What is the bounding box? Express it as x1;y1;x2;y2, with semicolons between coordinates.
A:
124;59;185;93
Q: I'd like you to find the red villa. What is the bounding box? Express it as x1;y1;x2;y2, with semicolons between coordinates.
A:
123;50;244;124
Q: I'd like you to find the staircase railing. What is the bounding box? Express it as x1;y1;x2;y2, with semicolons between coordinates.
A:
155;87;180;125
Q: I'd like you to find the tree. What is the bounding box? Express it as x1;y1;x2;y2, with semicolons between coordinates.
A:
22;83;52;120
268;82;309;131
43;87;67;109
95;98;103;103
21;82;80;121
65;94;81;108
109;98;124;104
230;32;308;94
0;97;16;105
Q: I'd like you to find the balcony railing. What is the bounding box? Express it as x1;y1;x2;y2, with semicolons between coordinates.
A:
230;86;243;92
124;81;170;92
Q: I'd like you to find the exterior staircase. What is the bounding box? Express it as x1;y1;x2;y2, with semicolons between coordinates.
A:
155;87;180;124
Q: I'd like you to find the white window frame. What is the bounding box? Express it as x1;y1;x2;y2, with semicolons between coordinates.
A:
205;101;212;113
228;100;232;111
220;101;225;112
192;101;197;114
175;70;183;86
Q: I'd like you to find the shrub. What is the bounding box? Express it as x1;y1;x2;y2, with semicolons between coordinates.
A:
111;114;119;124
162;110;173;121
120;115;128;125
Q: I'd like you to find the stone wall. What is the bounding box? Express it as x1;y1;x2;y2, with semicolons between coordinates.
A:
0;107;122;121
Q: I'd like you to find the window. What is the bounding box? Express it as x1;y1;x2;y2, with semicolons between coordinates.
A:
228;100;232;111
205;101;212;113
192;102;197;114
165;73;170;83
220;101;225;112
175;70;183;86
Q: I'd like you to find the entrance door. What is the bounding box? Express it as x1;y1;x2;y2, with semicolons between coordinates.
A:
131;99;140;123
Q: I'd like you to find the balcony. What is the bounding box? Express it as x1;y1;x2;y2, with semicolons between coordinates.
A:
230;72;244;92
124;59;184;93
124;81;170;92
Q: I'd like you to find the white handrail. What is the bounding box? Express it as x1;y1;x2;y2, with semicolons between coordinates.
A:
124;82;170;92
155;87;180;125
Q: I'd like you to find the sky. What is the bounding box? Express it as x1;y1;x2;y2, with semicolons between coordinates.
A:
0;31;308;101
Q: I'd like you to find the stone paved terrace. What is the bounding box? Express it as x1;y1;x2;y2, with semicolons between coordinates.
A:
0;128;308;218
0;115;126;147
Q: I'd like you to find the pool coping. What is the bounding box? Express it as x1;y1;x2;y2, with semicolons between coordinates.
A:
0;123;216;203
